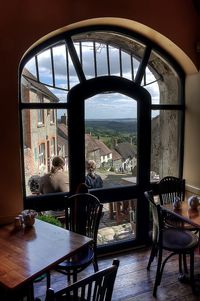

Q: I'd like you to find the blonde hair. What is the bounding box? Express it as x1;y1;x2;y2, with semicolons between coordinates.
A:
86;160;96;171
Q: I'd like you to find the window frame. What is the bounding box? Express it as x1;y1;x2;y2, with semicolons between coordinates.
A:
19;24;185;253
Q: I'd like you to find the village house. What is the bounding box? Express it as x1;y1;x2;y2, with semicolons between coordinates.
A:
21;69;59;194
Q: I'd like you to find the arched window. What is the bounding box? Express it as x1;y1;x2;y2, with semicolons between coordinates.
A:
19;25;184;252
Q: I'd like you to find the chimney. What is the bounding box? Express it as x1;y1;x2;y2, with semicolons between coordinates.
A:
61;113;67;125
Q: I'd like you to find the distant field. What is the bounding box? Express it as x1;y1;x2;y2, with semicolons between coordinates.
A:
85;119;137;148
85;118;137;134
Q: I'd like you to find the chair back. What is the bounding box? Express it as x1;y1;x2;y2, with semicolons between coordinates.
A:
144;190;162;245
159;176;185;205
65;193;103;241
45;259;120;301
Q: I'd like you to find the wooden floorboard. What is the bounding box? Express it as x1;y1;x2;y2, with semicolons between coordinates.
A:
34;246;200;300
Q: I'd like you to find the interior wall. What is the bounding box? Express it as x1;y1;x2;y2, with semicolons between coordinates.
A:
0;0;199;224
184;73;200;193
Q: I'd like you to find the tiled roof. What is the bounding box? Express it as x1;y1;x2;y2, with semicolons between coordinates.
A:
22;68;59;102
94;139;112;156
111;149;123;161
114;142;136;160
85;134;100;152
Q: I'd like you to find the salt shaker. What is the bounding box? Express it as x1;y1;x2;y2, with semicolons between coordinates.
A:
14;216;22;230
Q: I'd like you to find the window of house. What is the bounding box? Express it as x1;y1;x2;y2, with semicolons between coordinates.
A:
50;109;55;124
19;25;184;252
39;143;45;166
51;137;56;157
37;96;45;125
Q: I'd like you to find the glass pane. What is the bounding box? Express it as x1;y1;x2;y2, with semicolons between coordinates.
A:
53;44;68;90
132;56;140;81
121;50;132;80
48;87;68;103
151;110;180;181
109;45;120;76
22;109;69;196
81;41;95;79
149;50;179;104
143;67;160;105
68;45;80;89
98;199;137;246
95;42;108;76
24;57;37;77
85;93;137;188
37;49;53;85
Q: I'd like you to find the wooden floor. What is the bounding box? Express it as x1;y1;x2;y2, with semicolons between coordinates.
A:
34;246;200;300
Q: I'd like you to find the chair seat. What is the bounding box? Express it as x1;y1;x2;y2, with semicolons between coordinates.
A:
56;246;94;270
163;228;198;251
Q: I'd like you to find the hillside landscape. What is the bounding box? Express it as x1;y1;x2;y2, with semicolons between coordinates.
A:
85;118;137;148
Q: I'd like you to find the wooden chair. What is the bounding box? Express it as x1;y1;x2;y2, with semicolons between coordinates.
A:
158;176;185;205
144;190;198;297
45;259;119;301
48;193;103;285
1;283;34;301
158;176;186;228
159;176;200;246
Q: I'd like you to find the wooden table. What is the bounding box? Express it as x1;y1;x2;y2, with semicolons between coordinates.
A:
161;200;200;228
0;219;92;300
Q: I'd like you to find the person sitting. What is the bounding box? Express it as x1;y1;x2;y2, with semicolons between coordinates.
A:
85;160;103;189
39;156;69;194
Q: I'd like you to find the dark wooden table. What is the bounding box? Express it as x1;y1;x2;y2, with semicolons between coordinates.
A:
161;200;200;228
0;219;92;300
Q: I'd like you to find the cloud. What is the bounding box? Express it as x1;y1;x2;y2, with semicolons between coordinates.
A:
24;41;160;116
85;93;137;119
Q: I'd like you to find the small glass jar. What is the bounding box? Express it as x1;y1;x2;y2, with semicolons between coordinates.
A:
14;216;22;230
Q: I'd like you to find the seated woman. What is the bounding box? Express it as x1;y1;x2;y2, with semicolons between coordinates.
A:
85;160;103;189
39;156;69;194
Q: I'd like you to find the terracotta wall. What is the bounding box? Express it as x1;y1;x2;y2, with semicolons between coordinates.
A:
0;0;199;223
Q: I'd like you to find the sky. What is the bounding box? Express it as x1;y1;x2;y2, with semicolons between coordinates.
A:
25;42;159;119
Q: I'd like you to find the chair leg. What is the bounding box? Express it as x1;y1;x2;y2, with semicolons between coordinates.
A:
147;243;157;270
183;254;188;274
73;271;78;283
27;283;34;301
93;256;99;272
198;231;200;254
47;271;51;288
190;251;196;294
179;254;183;274
153;247;162;297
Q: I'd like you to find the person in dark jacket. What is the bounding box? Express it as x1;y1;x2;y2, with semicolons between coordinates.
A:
85;160;103;189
